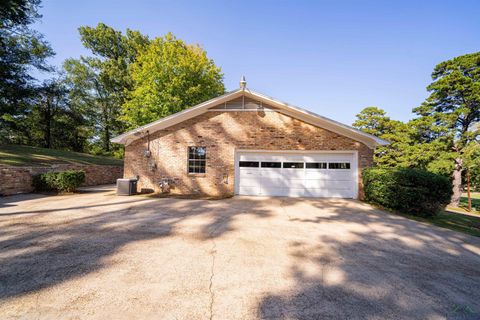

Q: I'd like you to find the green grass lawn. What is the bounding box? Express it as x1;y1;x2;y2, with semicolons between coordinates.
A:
430;211;480;237
397;210;480;237
0;145;123;167
460;192;480;211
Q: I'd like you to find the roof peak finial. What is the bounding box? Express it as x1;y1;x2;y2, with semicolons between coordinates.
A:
240;75;247;90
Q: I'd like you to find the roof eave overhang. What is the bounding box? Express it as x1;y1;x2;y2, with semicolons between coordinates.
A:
111;89;244;145
242;90;389;148
111;88;389;148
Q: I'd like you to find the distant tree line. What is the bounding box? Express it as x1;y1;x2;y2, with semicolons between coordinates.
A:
353;52;480;206
1;0;224;158
1;1;478;206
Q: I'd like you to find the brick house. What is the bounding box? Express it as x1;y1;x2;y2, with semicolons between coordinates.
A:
112;78;388;198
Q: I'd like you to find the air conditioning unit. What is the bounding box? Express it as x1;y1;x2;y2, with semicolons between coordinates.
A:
117;178;138;196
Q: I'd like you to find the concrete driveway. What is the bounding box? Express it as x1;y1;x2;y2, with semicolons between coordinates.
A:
1;187;479;320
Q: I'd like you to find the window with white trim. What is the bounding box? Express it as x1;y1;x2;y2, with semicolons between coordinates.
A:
188;147;206;174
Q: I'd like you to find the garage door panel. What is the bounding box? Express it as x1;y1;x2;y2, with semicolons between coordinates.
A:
239;169;260;178
261;178;289;188
304;188;330;197
305;171;328;179
260;179;306;188
305;180;351;189
281;170;305;179
236;152;356;198
285;188;307;197
327;190;353;198
261;187;288;197
285;179;306;188
260;170;284;179
238;186;260;195
324;171;352;180
239;177;263;187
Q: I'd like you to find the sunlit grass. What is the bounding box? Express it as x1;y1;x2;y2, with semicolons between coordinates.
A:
459;192;480;212
396;210;480;237
0;145;123;167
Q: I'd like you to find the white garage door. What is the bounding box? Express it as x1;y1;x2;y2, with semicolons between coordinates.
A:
235;152;357;198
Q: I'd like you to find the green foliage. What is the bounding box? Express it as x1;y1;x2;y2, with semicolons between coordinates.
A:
0;0;54;144
353;107;427;168
463;142;480;191
354;53;480;203
32;79;89;150
352;107;392;136
32;170;86;193
2;15;225;157
363;167;452;217
63;23;150;153
414;52;480;205
413;52;480;151
122;33;225;128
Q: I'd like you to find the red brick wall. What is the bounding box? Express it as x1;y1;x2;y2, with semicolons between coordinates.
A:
0;164;123;196
124;110;374;198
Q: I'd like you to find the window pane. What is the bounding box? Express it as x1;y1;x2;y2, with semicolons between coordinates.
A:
196;147;206;159
261;162;281;168
239;161;259;167
283;162;304;169
328;162;351;169
306;162;327;169
188;147;206;173
188;146;206;159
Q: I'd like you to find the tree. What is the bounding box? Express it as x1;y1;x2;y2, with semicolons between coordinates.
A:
353;107;418;168
34;79;68;148
63;23;149;153
352;107;392;136
413;52;480;206
462;142;480;209
122;33;225;128
0;0;54;142
15;77;89;151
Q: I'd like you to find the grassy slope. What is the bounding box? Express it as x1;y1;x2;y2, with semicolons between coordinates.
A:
430;211;480;237
0;145;123;167
460;192;480;210
396;210;480;237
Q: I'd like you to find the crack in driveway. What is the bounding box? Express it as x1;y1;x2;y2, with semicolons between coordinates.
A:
208;240;216;320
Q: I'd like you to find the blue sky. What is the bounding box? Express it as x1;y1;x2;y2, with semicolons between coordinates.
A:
34;0;479;125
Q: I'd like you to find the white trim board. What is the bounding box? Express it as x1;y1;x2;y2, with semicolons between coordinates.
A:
111;87;389;148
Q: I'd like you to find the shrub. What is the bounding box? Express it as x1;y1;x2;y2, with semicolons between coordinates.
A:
32;170;86;193
363;167;452;217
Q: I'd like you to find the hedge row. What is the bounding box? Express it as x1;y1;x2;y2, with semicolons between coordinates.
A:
32;170;86;193
363;167;452;217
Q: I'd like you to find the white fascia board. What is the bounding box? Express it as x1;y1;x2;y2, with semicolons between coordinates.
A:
111;89;244;145
111;87;389;148
243;89;389;148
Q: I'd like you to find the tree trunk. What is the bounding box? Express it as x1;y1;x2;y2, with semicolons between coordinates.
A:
44;100;52;149
450;158;463;207
467;169;471;211
104;125;110;152
102;104;110;152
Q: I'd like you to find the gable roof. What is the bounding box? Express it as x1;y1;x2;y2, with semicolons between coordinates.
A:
111;87;389;148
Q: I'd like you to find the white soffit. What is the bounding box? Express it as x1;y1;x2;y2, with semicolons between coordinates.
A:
111;88;389;148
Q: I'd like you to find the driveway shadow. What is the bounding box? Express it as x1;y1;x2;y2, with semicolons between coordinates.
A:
0;195;272;300
258;198;480;320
